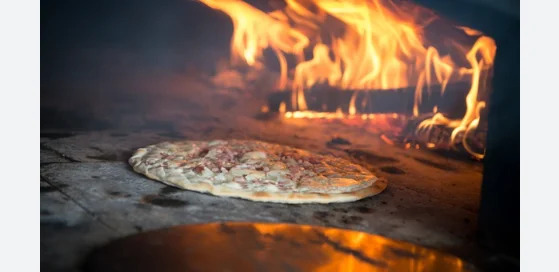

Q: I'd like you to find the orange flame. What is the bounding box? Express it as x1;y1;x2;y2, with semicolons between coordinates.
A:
199;0;496;158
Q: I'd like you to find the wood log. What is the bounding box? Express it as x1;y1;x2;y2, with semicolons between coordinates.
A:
267;81;473;118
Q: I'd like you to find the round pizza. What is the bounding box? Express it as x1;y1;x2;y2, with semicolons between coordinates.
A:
129;139;386;203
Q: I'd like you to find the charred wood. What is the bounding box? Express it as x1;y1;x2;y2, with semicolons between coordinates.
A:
267;82;472;118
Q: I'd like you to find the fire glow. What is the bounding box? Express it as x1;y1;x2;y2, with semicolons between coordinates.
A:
200;0;496;159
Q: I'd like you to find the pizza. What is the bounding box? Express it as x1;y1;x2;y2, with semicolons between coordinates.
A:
129;139;386;203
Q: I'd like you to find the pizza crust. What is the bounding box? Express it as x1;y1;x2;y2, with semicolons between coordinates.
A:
129;140;387;203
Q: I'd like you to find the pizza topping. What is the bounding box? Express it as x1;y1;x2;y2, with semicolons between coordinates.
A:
193;165;205;174
308;157;321;164
198;148;210;157
245;172;266;181
208;140;226;146
269;162;287;170
254;166;270;172
132;140;376;194
213;173;227;183
241;151;267;161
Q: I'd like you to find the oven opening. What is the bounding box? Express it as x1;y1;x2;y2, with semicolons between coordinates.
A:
40;0;519;271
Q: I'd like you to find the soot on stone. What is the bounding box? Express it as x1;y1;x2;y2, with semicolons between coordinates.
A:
159;186;182;195
313;211;331;223
142;195;188;208
345;149;398;164
353;206;375;214
339;215;364;225
380;166;406;174
413;157;457;171
87;150;134;162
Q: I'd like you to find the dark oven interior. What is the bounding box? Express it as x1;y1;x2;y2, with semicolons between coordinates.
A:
41;0;519;271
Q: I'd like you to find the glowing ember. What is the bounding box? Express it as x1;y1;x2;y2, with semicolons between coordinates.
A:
199;0;496;159
380;134;395;145
283;111;404;121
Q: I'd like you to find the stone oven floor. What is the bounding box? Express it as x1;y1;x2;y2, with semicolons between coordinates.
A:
41;115;485;271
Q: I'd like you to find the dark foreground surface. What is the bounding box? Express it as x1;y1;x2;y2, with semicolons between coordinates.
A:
41;117;488;271
84;222;475;272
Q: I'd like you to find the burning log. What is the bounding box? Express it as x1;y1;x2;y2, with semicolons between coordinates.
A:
390;113;488;159
267;82;471;118
199;0;495;160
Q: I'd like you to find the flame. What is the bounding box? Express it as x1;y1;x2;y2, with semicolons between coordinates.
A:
380;134;394;145
247;223;467;271
199;0;463;92
278;101;287;113
199;0;496;158
204;223;468;271
416;36;496;159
